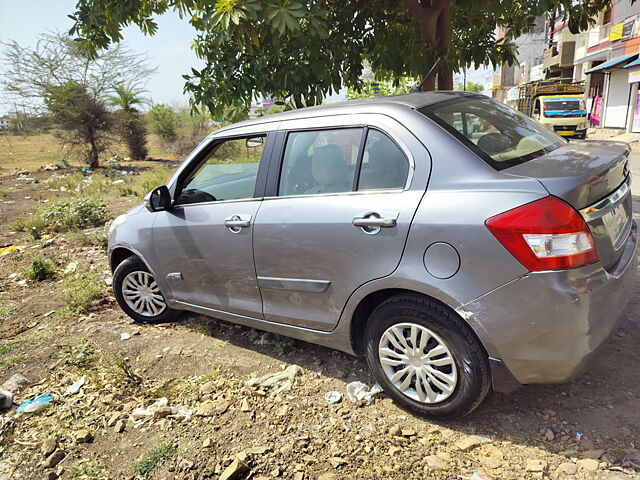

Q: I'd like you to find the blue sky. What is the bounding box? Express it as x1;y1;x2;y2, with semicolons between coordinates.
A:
0;0;202;115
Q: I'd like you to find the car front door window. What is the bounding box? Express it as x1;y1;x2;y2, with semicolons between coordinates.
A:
176;136;265;205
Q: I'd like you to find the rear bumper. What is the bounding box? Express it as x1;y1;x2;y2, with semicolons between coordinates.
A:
466;221;637;385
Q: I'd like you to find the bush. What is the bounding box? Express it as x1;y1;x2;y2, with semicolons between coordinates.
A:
134;441;176;477
12;214;48;239
14;198;108;239
41;198;107;231
61;270;105;312
65;230;109;250
116;167;170;198
116;110;148;160
26;256;57;281
147;104;177;142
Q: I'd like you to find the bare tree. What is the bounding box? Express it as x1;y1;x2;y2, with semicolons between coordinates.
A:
1;32;155;166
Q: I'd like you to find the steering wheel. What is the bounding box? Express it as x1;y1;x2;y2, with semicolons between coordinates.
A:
176;189;217;205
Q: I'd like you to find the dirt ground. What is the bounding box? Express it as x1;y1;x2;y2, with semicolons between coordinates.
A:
0;160;639;480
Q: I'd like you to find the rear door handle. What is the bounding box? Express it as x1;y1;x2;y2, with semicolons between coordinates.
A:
352;217;396;228
352;211;399;233
224;214;251;233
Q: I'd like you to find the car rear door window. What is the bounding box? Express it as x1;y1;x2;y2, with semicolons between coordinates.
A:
176;135;265;205
278;128;363;196
358;130;409;190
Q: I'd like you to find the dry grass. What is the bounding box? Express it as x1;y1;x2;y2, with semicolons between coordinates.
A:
0;133;175;172
0;134;67;171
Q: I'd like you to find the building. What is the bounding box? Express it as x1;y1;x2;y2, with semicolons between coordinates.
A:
490;17;547;102
569;1;640;132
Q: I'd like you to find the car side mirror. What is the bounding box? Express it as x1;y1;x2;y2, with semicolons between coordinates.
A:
144;185;172;212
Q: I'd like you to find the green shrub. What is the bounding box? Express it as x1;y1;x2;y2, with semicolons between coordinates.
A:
65;231;108;250
46;173;83;191
61;343;95;368
133;441;175;477
60;270;105;312
147;104;177;142
41;198;108;231
26;256;57;281
0;303;17;321
116;167;170;198
12;214;48;239
14;198;108;239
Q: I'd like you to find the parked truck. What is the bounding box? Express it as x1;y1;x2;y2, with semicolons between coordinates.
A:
508;79;588;139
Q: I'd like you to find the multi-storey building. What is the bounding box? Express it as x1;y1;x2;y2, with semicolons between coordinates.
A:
490;16;547;102
569;1;640;132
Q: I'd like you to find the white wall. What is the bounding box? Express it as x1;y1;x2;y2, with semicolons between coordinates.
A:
604;69;632;129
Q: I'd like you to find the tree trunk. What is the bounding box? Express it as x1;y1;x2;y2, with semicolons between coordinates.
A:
403;0;453;92
87;126;99;168
436;0;453;90
418;15;439;91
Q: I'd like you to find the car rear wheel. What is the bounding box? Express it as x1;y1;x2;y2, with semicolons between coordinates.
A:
364;294;490;418
113;256;180;323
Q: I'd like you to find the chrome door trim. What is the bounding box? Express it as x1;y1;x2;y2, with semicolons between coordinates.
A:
172;197;263;209
260;188;405;202
257;276;331;293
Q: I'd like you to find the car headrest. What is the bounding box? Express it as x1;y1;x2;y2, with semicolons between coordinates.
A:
368;139;403;173
311;145;347;185
477;132;511;155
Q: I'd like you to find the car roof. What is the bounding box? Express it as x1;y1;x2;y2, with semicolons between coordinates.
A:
216;91;476;133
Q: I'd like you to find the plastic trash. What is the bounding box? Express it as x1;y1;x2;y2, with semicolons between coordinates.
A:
470;474;493;480
345;381;383;404
324;391;342;404
575;431;583;443
458;473;493;480
64;376;85;396
132;397;169;419
16;394;54;414
245;365;300;396
120;332;131;341
131;397;192;423
0;246;25;257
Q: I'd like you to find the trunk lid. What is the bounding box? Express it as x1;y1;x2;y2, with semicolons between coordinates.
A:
505;140;632;271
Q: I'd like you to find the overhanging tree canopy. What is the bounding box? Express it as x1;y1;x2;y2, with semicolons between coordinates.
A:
69;0;615;118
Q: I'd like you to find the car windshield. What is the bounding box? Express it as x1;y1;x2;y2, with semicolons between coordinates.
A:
420;95;567;170
543;98;584;115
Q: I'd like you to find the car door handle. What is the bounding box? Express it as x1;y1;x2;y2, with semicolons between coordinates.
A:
352;212;398;229
224;214;251;233
352;217;396;228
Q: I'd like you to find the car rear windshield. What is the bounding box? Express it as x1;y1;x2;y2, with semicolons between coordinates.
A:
420;95;567;170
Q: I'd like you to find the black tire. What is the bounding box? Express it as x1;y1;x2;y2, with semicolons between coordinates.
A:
113;256;181;324
364;294;490;418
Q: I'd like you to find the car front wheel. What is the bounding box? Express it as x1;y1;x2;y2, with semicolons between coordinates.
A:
113;256;180;323
364;294;490;418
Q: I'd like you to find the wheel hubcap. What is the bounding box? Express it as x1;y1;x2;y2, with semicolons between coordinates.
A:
378;322;458;404
122;271;167;317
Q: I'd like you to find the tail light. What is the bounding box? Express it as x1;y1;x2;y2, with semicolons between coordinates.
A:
485;196;598;271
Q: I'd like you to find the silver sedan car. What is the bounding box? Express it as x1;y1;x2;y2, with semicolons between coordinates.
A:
108;92;637;418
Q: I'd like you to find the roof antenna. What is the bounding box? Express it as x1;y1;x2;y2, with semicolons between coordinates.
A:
410;57;441;93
